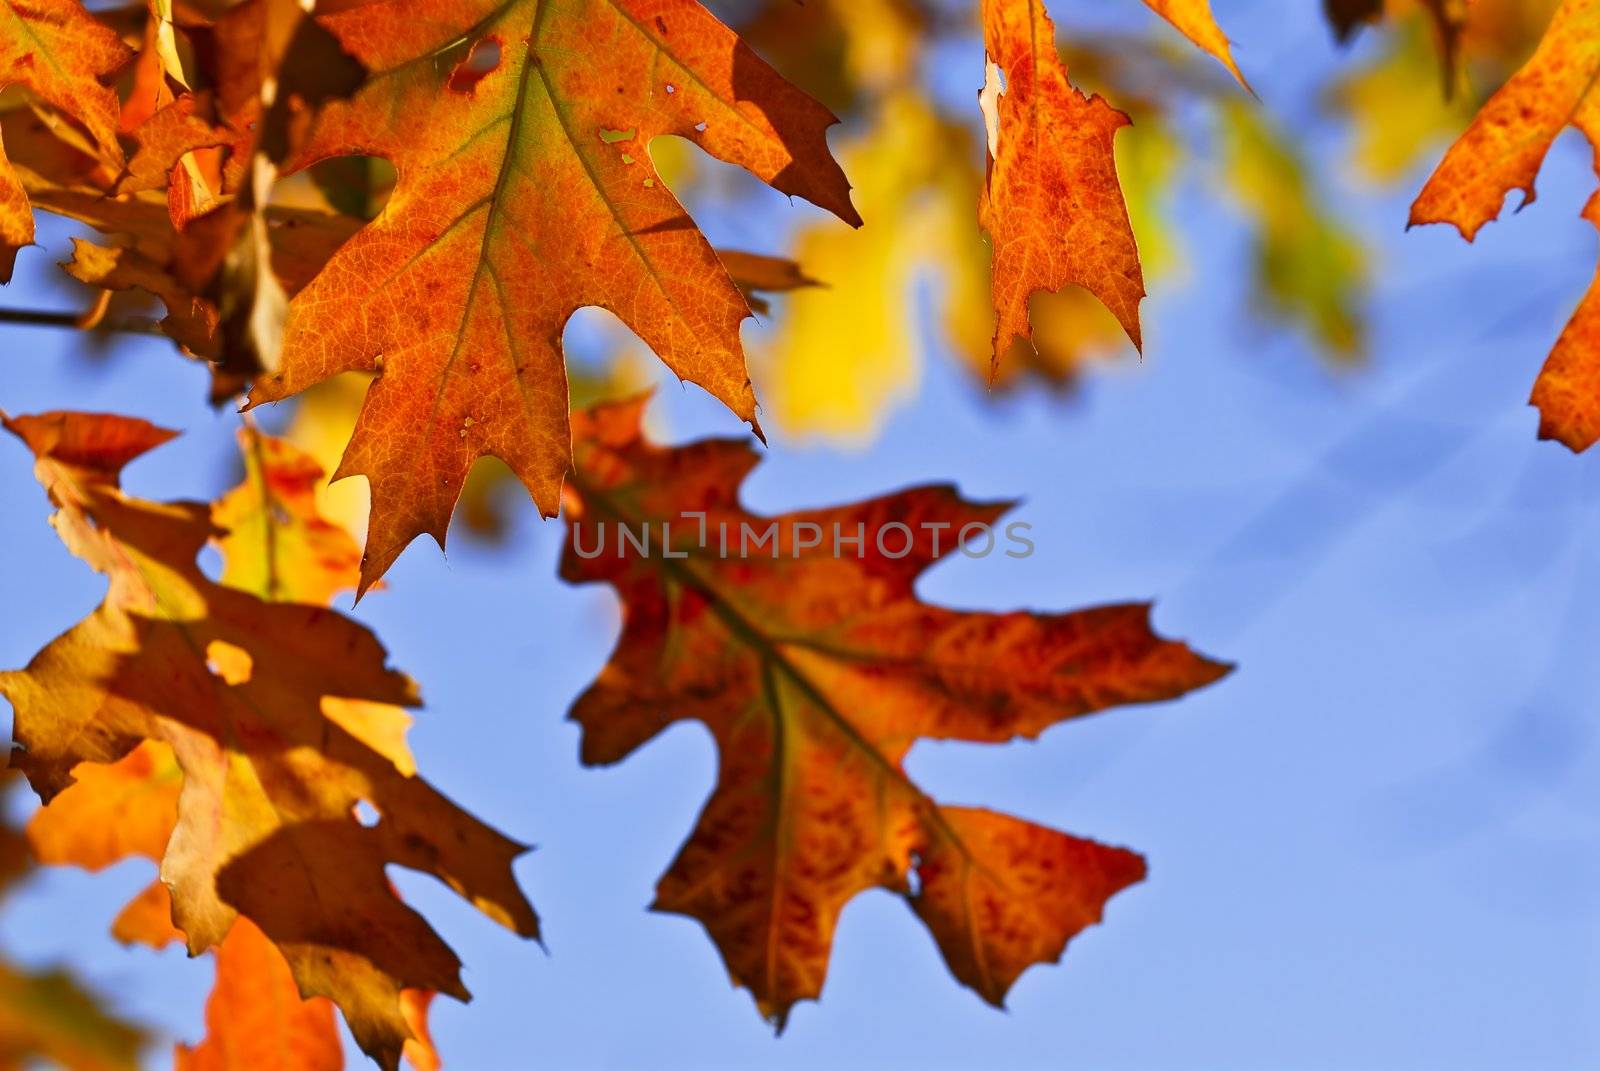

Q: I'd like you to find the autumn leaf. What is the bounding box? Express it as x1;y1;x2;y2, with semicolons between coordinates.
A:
52;206;365;402
757;91;940;440
0;963;146;1071
1325;0;1385;41
239;0;859;593
1410;0;1600;451
213;427;366;605
27;428;445;1070
1325;0;1475;93
1327;15;1473;184
979;0;1145;371
718;249;821;316
1140;0;1249;87
561;395;1229;1026
170;917;343;1071
1217;99;1368;359
27;740;181;874
0;411;538;1070
0;772;147;1071
1326;1;1561;185
0;0;130;280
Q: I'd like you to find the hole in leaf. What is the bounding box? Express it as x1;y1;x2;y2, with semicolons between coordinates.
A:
599;127;636;144
979;58;1007;159
196;543;224;583
354;800;381;828
205;641;253;686
447;36;502;93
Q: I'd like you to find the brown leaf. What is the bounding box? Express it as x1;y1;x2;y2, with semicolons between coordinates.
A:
561;395;1230;1027
1325;0;1386;42
0;963;145;1071
0;411;538;1070
717;248;822;315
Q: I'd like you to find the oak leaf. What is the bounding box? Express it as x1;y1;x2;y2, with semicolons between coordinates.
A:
0;0;130;280
979;0;1145;370
28;428;445;1070
561;396;1230;1026
245;0;860;593
0;411;538;1070
1410;0;1600;451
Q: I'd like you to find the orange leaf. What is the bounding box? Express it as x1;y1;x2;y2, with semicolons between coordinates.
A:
0;0;130;280
1141;0;1250;87
979;0;1145;372
213;427;365;605
245;0;859;592
27;740;180;872
112;880;187;949
562;396;1230;1026
175;918;343;1071
0;411;537;1070
1410;0;1600;450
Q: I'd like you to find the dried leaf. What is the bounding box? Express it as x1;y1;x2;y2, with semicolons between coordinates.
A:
0;411;538;1069
562;396;1229;1026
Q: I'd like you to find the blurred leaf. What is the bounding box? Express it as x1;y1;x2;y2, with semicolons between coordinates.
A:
1218;99;1369;361
0;963;145;1071
1327;17;1474;184
755;93;940;440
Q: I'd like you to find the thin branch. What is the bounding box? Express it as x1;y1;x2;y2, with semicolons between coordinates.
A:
0;306;162;334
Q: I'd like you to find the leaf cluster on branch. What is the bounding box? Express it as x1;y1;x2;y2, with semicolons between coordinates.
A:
0;0;1589;1065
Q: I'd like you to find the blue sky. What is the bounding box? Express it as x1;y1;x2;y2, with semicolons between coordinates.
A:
4;1;1600;1068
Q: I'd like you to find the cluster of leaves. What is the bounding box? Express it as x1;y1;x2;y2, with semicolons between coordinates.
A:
0;0;1592;1066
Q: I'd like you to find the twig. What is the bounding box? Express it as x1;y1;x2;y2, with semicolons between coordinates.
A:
0;306;162;334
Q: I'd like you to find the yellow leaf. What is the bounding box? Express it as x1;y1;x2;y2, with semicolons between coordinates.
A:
1219;100;1368;360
